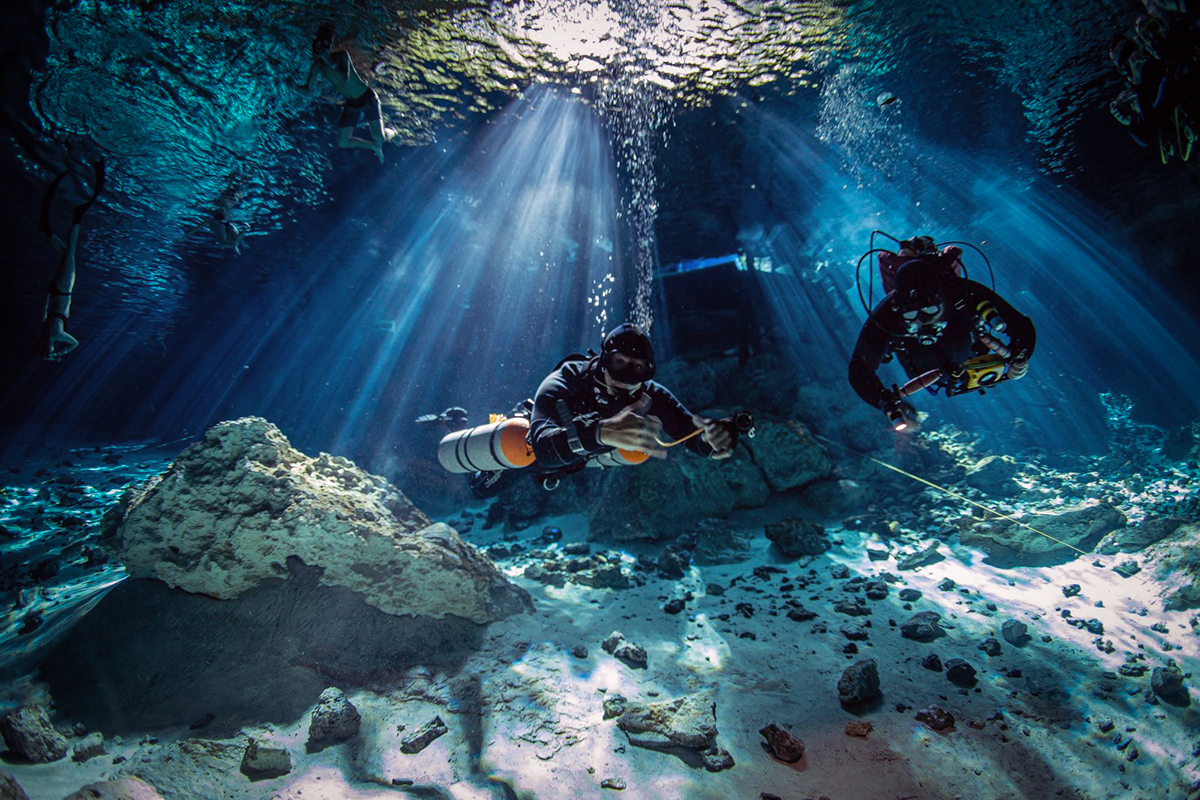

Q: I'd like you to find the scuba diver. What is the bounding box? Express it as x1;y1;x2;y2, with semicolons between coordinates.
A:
297;23;396;164
36;159;106;361
436;323;750;498
849;246;1036;432
1110;7;1199;163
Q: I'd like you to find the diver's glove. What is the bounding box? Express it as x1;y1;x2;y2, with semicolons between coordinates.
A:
883;394;919;432
1008;358;1029;380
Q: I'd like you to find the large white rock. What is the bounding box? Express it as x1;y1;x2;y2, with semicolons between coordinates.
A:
100;417;530;624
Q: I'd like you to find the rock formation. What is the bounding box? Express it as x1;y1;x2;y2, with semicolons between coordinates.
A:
100;417;530;624
0;705;67;763
960;501;1126;560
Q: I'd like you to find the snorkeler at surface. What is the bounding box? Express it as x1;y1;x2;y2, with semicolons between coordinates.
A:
849;257;1036;432
298;23;396;164
184;209;247;255
442;323;739;498
36;159;105;362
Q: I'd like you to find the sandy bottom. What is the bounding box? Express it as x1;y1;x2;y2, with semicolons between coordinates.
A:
5;487;1198;800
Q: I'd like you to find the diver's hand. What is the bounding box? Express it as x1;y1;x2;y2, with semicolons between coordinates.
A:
1008;357;1029;380
885;396;920;432
692;414;733;459
597;395;667;459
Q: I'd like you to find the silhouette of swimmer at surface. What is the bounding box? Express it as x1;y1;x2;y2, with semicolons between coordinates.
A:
297;23;396;164
36;159;105;362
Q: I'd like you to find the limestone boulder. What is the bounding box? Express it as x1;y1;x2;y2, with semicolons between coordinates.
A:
743;419;831;493
0;771;29;800
616;693;718;750
99;417;530;624
1098;516;1189;555
960;501;1126;560
963;456;1019;495
0;705;66;763
1140;523;1200;610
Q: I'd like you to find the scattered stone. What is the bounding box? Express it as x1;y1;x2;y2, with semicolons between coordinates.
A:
764;518;830;558
833;597;871;617
830;564;850;579
602;631;648;669
308;688;361;747
657;551;689;579
70;732;107;763
920;654;943;671
400;716;448;754
900;611;944;642
562;542;590;556
759;723;805;762
240;739;291;779
866;545;890;561
603;695;628;720
787;606;818;622
600;778;626;791
663;598;686;615
838;658;881;707
1151;665;1190;706
916;705;955;731
1001;619;1030;646
937;578;956;591
863;579;889;600
1062;584;1082;597
536;527;564;544
980;637;1002;656
705;583;725;596
616;693;718;751
0;771;29;800
1084;619;1104;635
0;705;68;763
1096;717;1115;733
17;612;42;636
897;541;943;571
842;625;869;641
945;658;978;687
844;720;873;738
1114;560;1142;578
700;745;735;772
898;588;922;602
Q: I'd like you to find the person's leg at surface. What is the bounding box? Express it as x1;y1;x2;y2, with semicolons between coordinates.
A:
336;100;378;154
364;90;395;164
38;221;80;360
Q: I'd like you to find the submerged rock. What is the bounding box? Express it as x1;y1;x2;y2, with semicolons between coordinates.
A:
70;732;107;763
1151;665;1191;706
960;501;1126;560
764;518;829;558
838;659;881;706
602;631;648;669
916;705;955;731
61;777;165;800
743;419;831;493
400;716;448;754
759;723;805;762
900;611;944;642
0;705;67;763
963;456;1019;494
240;739;291;779
897;541;943;571
100;417;530;624
0;771;29;800
1099;516;1188;554
945;658;978;687
1001;619;1030;646
616;693;718;751
308;688;361;747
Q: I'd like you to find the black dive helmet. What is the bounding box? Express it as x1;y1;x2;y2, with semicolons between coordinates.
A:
600;323;656;383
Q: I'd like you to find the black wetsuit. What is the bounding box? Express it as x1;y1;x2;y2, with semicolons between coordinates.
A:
848;278;1036;410
528;356;714;470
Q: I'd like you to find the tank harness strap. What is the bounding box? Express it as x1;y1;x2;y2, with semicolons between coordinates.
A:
557;399;587;456
71;159;106;225
48;281;72;298
46;311;69;325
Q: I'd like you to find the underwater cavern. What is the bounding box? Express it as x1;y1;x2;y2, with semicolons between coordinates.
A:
2;0;1200;797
